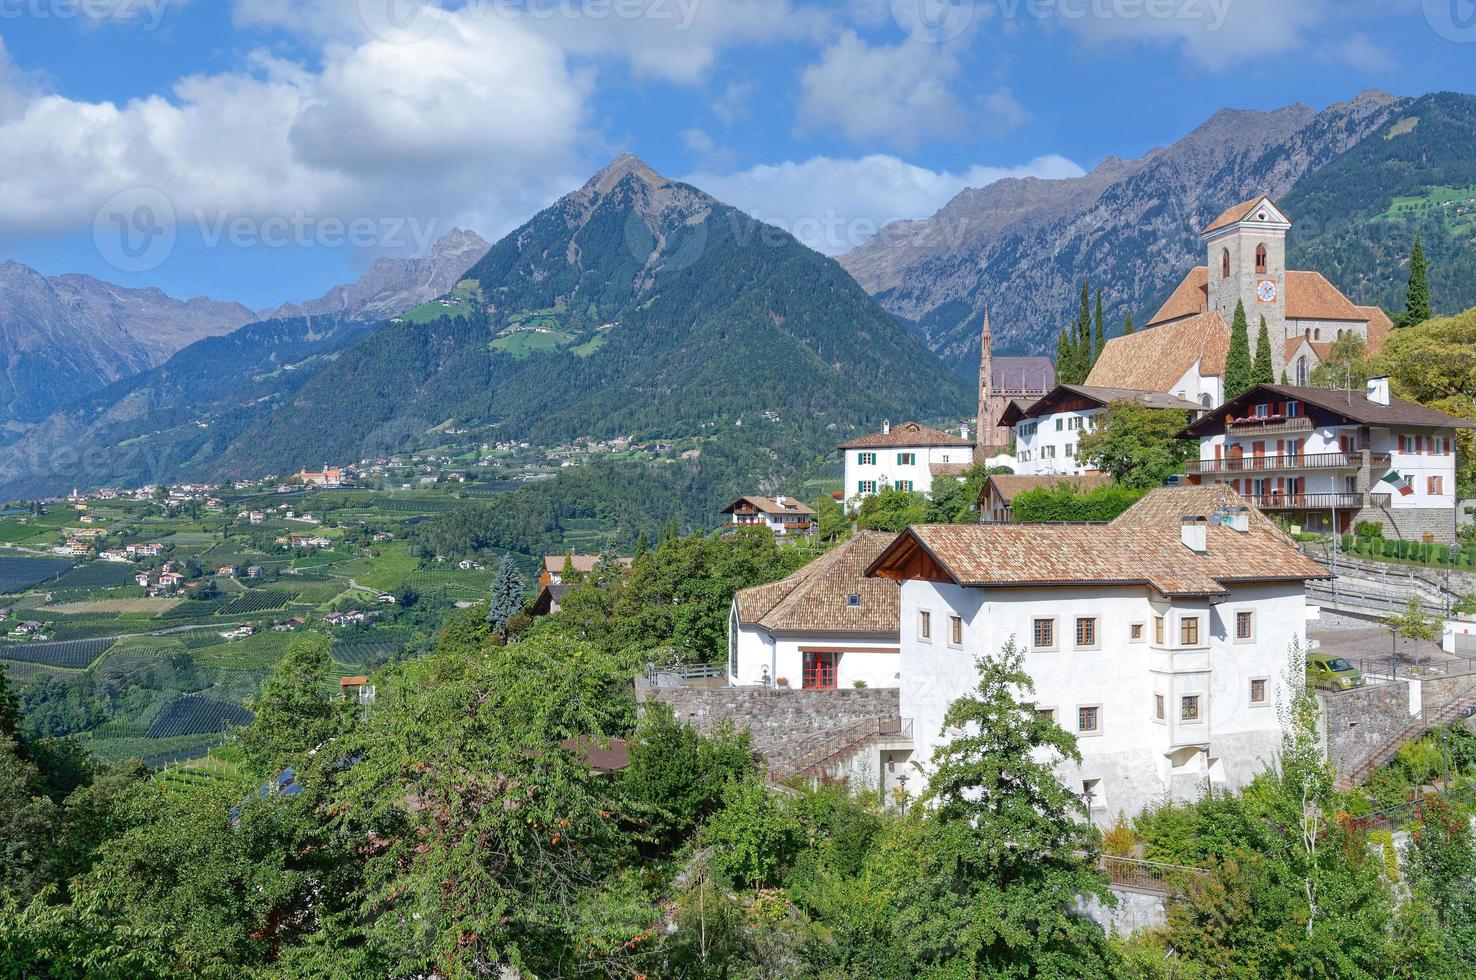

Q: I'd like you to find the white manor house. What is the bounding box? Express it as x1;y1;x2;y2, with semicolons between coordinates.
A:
866;486;1328;820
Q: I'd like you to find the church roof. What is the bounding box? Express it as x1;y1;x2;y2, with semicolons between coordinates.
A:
1148;267;1210;325
1085;311;1229;391
1357;306;1394;353
1148;267;1377;329
1202;195;1288;235
1285;271;1367;321
992;356;1055;392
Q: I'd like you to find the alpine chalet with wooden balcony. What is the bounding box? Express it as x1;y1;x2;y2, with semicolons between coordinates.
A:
1179;380;1474;542
721;496;816;537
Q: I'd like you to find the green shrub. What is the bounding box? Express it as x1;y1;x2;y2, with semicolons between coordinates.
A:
1384;540;1398;558
1355;521;1384;539
1437;545;1452;565
1011;484;1149;523
1340;534;1354;553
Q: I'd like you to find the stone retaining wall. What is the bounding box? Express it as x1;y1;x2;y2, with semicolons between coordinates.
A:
637;682;900;773
1322;683;1410;778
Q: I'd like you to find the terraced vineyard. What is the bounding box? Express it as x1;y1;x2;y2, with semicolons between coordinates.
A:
0;556;73;593
147;695;254;738
0;636;115;668
50;562;141;590
218;590;297;615
333;631;411;664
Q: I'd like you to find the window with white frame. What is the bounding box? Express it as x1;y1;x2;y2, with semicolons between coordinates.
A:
1032;617;1056;650
1250;678;1268;705
1180;695;1201;722
918;610;931;641
894;480;913;492
1235;610;1254;641
1077;705;1101;734
857;480;877;495
858;452;877;465
948;616;963;646
897;452;916;466
1074;617;1097;649
1180;616;1200;646
1129;623;1145;642
1154;694;1165;721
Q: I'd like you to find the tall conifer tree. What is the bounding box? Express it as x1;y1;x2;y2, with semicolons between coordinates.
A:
1224;300;1253;400
1092;289;1105;371
1401;233;1431;327
1123;314;1133;335
1252;315;1275;385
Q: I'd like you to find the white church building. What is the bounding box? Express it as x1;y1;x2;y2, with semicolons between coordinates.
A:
1087;195;1392;406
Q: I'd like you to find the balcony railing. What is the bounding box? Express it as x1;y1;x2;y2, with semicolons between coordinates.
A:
1186;452;1391;476
1226;416;1313;435
1248;493;1368;510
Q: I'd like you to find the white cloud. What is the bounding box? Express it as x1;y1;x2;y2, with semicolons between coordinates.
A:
686;152;1084;254
234;0;829;83
798;32;971;147
1323;33;1395;73
0;13;587;245
1058;0;1328;70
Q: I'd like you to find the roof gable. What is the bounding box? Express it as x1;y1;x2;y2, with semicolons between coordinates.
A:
1180;384;1476;437
735;531;900;633
1202;196;1290;236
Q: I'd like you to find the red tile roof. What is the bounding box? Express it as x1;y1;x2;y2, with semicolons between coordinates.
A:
1086;311;1229;391
838;422;972;450
735;531;899;634
869;486;1327;597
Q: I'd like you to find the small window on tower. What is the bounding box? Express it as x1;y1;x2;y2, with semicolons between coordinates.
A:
1222;248;1231;279
1255;244;1267;274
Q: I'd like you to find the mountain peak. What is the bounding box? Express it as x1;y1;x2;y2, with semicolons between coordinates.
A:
584;153;670;195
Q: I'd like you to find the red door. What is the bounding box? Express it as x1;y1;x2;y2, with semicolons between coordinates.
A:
802;652;838;690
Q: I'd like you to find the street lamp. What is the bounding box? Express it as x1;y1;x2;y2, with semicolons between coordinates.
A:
1082;787;1097;827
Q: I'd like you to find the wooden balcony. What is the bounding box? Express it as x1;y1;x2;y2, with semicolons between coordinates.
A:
1226;416;1313;436
1186;452;1390;476
1248;493;1368;511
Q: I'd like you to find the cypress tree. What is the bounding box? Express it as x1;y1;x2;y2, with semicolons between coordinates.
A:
1224;300;1253;401
1092;289;1105;370
1402;233;1431;327
1055;330;1074;385
1123;314;1134;335
1077;282;1092;370
1252;315;1275;385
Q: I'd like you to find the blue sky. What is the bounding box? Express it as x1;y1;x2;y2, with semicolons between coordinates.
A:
1;0;1473;309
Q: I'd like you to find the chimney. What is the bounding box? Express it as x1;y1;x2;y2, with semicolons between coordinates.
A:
1181;516;1208;554
1366;376;1390;406
960;423;970;440
1225;509;1250;533
775;494;787;507
882;419;892;435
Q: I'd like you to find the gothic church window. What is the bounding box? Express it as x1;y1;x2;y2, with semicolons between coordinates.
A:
1255;244;1267;274
1221;248;1231;279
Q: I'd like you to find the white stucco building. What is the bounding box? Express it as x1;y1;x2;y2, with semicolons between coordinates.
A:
865;486;1329;820
839;421;975;509
1182;380;1474;542
1004;385;1204;476
728;531;900;690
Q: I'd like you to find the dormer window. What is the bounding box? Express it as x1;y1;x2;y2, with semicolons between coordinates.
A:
1221;248;1231;279
1255;244;1267;274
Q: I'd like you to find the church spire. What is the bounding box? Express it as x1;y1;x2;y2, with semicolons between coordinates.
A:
975;307;993;462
